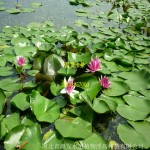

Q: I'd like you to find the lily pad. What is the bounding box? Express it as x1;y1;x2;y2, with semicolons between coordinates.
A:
54;117;92;139
0;7;5;11
30;91;60;123
11;93;30;111
21;8;35;13
43;54;65;80
0;67;13;76
31;2;42;8
103;81;129;96
117;121;150;149
118;70;150;91
1;112;20;138
76;74;101;100
79;133;109;150
6;8;21;14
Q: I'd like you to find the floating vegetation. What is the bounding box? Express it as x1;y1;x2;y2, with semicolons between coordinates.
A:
0;0;150;149
0;1;42;14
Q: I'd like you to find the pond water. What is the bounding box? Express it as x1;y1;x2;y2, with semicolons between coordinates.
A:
0;0;113;31
0;0;79;30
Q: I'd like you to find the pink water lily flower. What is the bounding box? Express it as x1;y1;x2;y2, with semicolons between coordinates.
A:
87;57;101;72
100;76;111;89
60;77;79;99
16;56;26;66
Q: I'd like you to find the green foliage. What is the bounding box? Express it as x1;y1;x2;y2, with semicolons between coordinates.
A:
0;0;150;149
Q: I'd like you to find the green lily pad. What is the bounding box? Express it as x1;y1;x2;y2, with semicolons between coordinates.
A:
21;8;35;13
0;67;13;76
0;89;6;114
74;20;89;28
1;112;20;138
0;7;5;11
6;8;21;14
103;81;129;96
117;95;150;121
0;78;23;92
76;74;101;100
68;52;91;64
30;91;60;123
31;2;42;8
11;93;30;111
50;82;62;96
58;67;77;76
11;35;30;46
43;54;65;81
80;133;109;150
117;121;150;149
27;70;39;76
118;69;150;91
54;117;92;139
19;124;42;150
4;125;26;150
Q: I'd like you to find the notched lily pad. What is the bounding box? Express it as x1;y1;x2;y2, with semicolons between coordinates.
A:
6;8;21;14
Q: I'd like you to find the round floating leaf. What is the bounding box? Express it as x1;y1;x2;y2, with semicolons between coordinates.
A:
21;114;37;126
4;125;25;150
74;19;89;28
27;70;39;76
103;81;129;96
11;93;30;111
79;133;109;150
117;105;148;121
0;78;23;92
123;95;150;113
0;67;13;76
54;117;92;139
53;96;67;108
31;2;42;8
68;52;91;64
42;131;63;150
21;8;35;13
18;124;42;150
50;82;62;96
58;67;77;76
77;74;101;100
139;90;150;99
93;95;117;113
1;112;20;138
43;54;65;80
117;121;150;149
14;45;37;57
0;89;6;114
118;70;150;91
0;7;5;11
11;35;30;46
30;91;60;123
6;8;21;14
33;52;46;71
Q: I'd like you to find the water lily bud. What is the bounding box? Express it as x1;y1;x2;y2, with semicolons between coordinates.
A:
86;57;101;72
100;76;111;89
16;56;26;67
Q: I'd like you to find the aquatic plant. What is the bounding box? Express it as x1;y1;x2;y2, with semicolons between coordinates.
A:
0;0;150;149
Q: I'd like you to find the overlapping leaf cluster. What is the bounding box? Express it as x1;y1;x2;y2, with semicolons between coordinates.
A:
0;0;150;149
